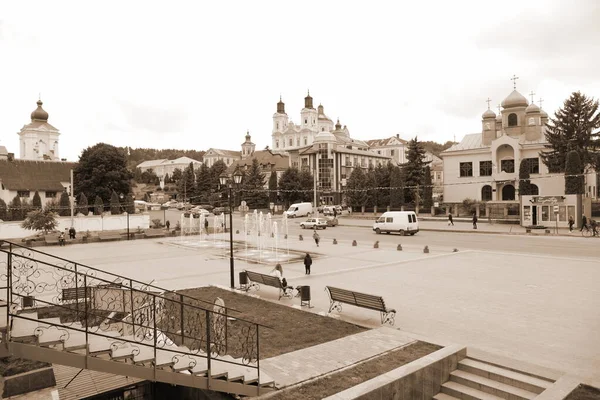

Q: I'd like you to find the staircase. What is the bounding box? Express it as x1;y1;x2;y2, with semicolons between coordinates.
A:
434;356;554;400
0;241;274;397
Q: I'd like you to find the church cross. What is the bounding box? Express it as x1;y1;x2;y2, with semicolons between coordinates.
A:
486;98;492;109
529;91;536;103
538;97;544;109
510;75;519;90
497;104;502;114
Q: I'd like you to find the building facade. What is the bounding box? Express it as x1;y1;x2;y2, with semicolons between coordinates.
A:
137;157;202;178
18;99;61;161
366;135;408;164
203;148;241;168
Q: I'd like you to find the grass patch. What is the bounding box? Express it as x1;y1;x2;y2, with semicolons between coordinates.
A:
0;356;51;377
36;302;128;327
267;341;441;400
565;384;600;400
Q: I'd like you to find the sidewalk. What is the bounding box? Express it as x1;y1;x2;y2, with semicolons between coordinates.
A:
337;216;575;236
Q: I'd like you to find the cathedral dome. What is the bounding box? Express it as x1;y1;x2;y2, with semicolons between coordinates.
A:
525;103;540;114
31;100;49;121
501;90;529;108
496;113;502;121
540;109;548;118
314;130;336;143
482;109;496;119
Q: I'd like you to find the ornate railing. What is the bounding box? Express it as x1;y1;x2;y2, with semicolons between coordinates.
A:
0;240;265;383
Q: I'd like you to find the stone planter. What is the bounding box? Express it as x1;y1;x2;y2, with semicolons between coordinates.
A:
2;367;56;398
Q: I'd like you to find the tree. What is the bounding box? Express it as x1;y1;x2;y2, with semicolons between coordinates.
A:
78;193;89;215
365;166;377;208
141;170;159;185
423;166;433;209
74;143;132;205
209;160;228;189
110;191;121;214
242;159;268;208
389;166;405;208
518;159;533;196
21;209;59;233
94;195;104;215
404;137;426;204
0;199;7;221
125;193;135;214
8;195;23;221
346;167;368;208
298;169;314;203
194;163;212;204
32;191;42;209
171;168;183;184
179;162;196;203
541;91;600;173
565;150;585;194
278;168;302;206
268;171;278;204
373;163;392;207
58;191;71;216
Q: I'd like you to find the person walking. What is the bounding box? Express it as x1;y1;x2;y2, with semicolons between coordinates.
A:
165;220;170;230
58;232;66;246
333;207;337;219
568;215;574;232
448;213;454;226
204;218;209;235
580;214;587;232
313;229;320;247
472;212;478;229
304;253;312;275
68;227;76;239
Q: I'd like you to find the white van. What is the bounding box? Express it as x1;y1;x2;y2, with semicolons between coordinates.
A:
372;211;419;236
285;202;313;218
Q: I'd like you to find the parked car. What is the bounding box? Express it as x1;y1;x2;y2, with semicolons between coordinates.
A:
199;204;214;212
324;217;339;227
189;207;210;217
300;218;327;230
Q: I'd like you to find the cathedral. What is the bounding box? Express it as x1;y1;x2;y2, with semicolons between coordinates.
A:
18;99;61;161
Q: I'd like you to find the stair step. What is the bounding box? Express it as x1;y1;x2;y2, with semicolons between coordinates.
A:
63;331;87;351
88;332;124;354
451;370;537;400
188;356;209;376
259;372;275;387
433;393;461;400
11;312;39;338
442;381;505;400
206;359;229;379
459;358;553;394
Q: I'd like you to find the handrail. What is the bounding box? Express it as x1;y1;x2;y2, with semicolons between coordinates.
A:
0;240;239;313
0;242;270;329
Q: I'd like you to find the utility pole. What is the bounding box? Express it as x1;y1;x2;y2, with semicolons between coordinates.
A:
70;169;75;227
313;161;318;216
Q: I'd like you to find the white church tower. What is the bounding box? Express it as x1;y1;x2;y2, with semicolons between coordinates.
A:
18;99;61;161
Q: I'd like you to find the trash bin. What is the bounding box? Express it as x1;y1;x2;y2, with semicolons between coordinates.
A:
300;286;311;308
239;271;247;289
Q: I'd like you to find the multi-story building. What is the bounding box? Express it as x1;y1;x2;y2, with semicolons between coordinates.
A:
137;157;202;178
203;148;241;168
18;99;61;161
366;134;408;164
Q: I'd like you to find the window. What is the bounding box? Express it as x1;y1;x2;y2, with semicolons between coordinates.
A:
524;158;539;174
481;185;492;201
459;162;473;177
528;118;535;126
276;122;279;130
391;150;395;156
276;140;279;148
321;127;324;131
500;159;514;173
377;150;381;154
304;137;307;145
530;184;539;195
296;138;300;146
304;119;307;124
18;191;30;198
508;113;518;127
479;160;493;176
345;156;350;166
45;191;57;198
502;185;515;200
386;217;393;223
289;138;293;146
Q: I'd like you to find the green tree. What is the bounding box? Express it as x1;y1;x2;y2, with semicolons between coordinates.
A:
32;191;42;209
171;168;183;184
404;137;426;204
110;191;121;214
58;191;71;216
179;162;196;203
0;199;7;221
373;163;392;207
565;150;585;194
78;193;89;215
423;166;433;209
94;195;104;215
141;170;159;184
278;168;302;207
9;195;23;221
389;166;405;208
298;169;314;203
518;159;533;196
194;163;212;204
74;143;132;205
268;171;278;204
21;209;59;233
365;166;377;208
125;193;135;214
209;160;228;189
346;167;368;208
541;91;600;172
242;158;268;208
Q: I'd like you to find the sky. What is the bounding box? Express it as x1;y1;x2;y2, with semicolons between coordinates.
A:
1;0;599;161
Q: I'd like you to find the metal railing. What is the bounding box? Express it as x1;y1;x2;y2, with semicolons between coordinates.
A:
0;241;266;388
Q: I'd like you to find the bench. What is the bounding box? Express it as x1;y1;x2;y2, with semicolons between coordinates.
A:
144;229;166;238
325;286;396;326
44;235;60;245
98;232;122;241
243;270;294;300
62;287;92;302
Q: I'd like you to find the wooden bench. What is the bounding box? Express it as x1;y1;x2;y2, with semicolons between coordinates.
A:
98;232;122;241
62;287;92;302
325;286;396;326
244;270;294;300
144;229;166;238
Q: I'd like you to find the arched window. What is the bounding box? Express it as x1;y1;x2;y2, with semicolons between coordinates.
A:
481;185;493;201
508;113;518;127
502;185;515;200
530;184;539;195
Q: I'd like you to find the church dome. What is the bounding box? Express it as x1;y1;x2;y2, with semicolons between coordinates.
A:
496;113;502;121
482;109;496;119
525;103;540;114
31;100;49;121
540;109;548;118
313;130;336;143
501;90;529;108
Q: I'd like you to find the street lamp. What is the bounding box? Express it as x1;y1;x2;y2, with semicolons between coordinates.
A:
219;170;243;288
119;193;130;240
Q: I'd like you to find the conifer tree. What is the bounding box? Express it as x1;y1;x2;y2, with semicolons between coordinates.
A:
346;167;368;208
110;191;121;214
78;193;89;215
404;137;426;204
389;166;405;208
278;168;302;207
195;163;212;204
32;191;42;209
59;191;71;216
423;166;433;209
242;159;268;208
94;195;104;215
565;150;584;194
268;171;278;204
9;195;23;221
0;199;7;221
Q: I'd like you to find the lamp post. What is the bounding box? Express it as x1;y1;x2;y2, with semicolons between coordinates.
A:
119;193;130;240
220;170;243;288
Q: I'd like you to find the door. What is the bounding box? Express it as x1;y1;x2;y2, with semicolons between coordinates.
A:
532;206;537;225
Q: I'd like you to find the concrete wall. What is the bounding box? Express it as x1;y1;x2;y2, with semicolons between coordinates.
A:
0;213;150;239
324;345;466;400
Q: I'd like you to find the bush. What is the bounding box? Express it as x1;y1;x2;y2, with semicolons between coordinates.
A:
152;219;163;228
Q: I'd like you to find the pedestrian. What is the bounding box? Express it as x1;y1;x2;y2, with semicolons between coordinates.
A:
304;253;312;275
333;208;337;218
68;227;76;239
204;218;209;234
270;263;283;279
58;232;66;246
313;229;320;247
568;215;574;232
448;213;454;226
580;214;587;232
472;212;478;229
165;220;170;230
